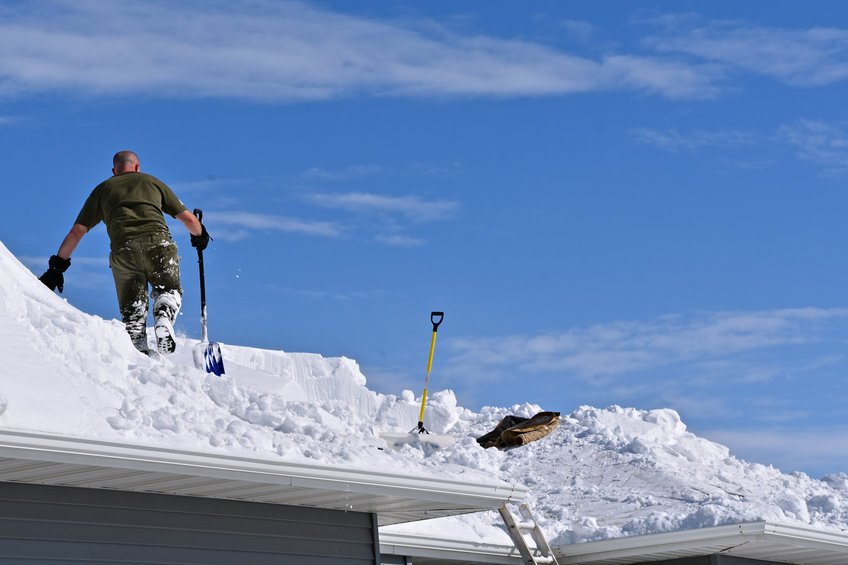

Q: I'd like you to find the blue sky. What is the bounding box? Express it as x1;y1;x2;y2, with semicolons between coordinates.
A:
4;0;848;477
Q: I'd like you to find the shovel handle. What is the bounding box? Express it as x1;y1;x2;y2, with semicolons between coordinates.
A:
431;311;444;331
193;208;208;342
419;312;444;428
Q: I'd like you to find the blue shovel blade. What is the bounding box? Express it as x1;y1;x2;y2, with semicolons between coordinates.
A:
194;342;225;376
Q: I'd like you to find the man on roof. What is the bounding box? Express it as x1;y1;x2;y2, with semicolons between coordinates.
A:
39;150;211;355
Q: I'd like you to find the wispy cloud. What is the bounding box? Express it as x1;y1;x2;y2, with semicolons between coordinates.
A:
777;119;848;175
170;177;250;194
632;120;848;175
407;162;463;177
443;308;848;382
630;127;757;152
0;115;23;126
374;234;426;247
302;162;462;181
301;165;384;181
307;192;460;222
645;17;848;87
556;20;597;43
0;1;718;102
273;286;388;301
203;210;342;239
6;5;848;103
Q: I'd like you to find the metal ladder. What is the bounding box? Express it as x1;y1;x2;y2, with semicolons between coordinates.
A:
498;503;560;565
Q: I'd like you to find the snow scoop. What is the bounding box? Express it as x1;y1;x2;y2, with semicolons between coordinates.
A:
191;209;225;376
380;312;455;449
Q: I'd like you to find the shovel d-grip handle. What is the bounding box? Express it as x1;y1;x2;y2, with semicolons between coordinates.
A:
431;311;444;331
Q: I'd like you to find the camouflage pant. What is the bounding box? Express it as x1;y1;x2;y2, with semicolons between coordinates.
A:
110;234;183;347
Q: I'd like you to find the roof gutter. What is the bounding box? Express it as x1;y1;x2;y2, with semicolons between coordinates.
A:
0;429;527;524
380;531;524;564
554;521;848;565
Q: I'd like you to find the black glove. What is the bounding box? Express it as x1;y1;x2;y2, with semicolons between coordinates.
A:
191;223;211;251
39;255;71;293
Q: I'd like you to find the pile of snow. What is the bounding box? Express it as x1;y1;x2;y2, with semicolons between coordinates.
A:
2;239;848;548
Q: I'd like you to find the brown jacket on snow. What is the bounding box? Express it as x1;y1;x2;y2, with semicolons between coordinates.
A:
476;411;560;449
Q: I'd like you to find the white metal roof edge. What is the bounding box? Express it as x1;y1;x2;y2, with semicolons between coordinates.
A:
380;531;523;564
556;522;762;562
758;521;848;548
553;521;848;564
0;429;527;513
377;522;848;565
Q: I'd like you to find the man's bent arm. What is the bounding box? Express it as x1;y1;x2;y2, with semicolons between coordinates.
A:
57;224;89;259
176;209;202;236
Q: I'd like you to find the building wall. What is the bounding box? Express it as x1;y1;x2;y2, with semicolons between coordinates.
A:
0;481;379;564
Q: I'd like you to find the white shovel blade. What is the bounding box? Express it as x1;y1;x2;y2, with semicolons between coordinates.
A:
380;431;455;450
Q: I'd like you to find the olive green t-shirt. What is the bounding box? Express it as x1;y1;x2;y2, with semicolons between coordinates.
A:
74;172;188;251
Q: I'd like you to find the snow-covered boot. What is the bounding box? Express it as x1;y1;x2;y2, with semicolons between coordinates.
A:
131;335;150;354
152;289;181;355
154;316;176;354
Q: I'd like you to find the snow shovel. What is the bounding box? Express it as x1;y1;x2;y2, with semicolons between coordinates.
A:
380;312;454;449
191;209;225;376
415;311;444;434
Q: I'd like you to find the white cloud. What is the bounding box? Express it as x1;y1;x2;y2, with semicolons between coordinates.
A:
407;162;463;176
7;6;848;104
601;54;720;99
203;210;342;238
374;234;426;247
272;286;388;301
631;120;848;176
777;119;848;174
557;20;597;43
630;127;757;152
443;308;848;382
301;165;384;181
0;0;718;101
646;18;848;87
307;192;459;222
170;177;249;195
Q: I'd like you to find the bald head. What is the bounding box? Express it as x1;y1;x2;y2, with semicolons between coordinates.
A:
112;151;140;175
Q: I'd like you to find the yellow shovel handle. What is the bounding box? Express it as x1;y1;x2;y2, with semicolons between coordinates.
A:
418;388;429;426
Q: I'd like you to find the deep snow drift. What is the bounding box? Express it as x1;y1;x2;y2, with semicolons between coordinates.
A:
2;239;848;548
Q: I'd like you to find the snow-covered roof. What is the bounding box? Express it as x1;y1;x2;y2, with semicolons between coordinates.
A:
5;240;848;560
0;429;526;526
555;522;848;565
380;522;848;565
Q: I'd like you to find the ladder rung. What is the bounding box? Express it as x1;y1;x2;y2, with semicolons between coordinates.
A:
516;520;537;531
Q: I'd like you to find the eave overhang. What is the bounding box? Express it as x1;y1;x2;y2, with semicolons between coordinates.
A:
0;429;526;526
555;521;848;565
